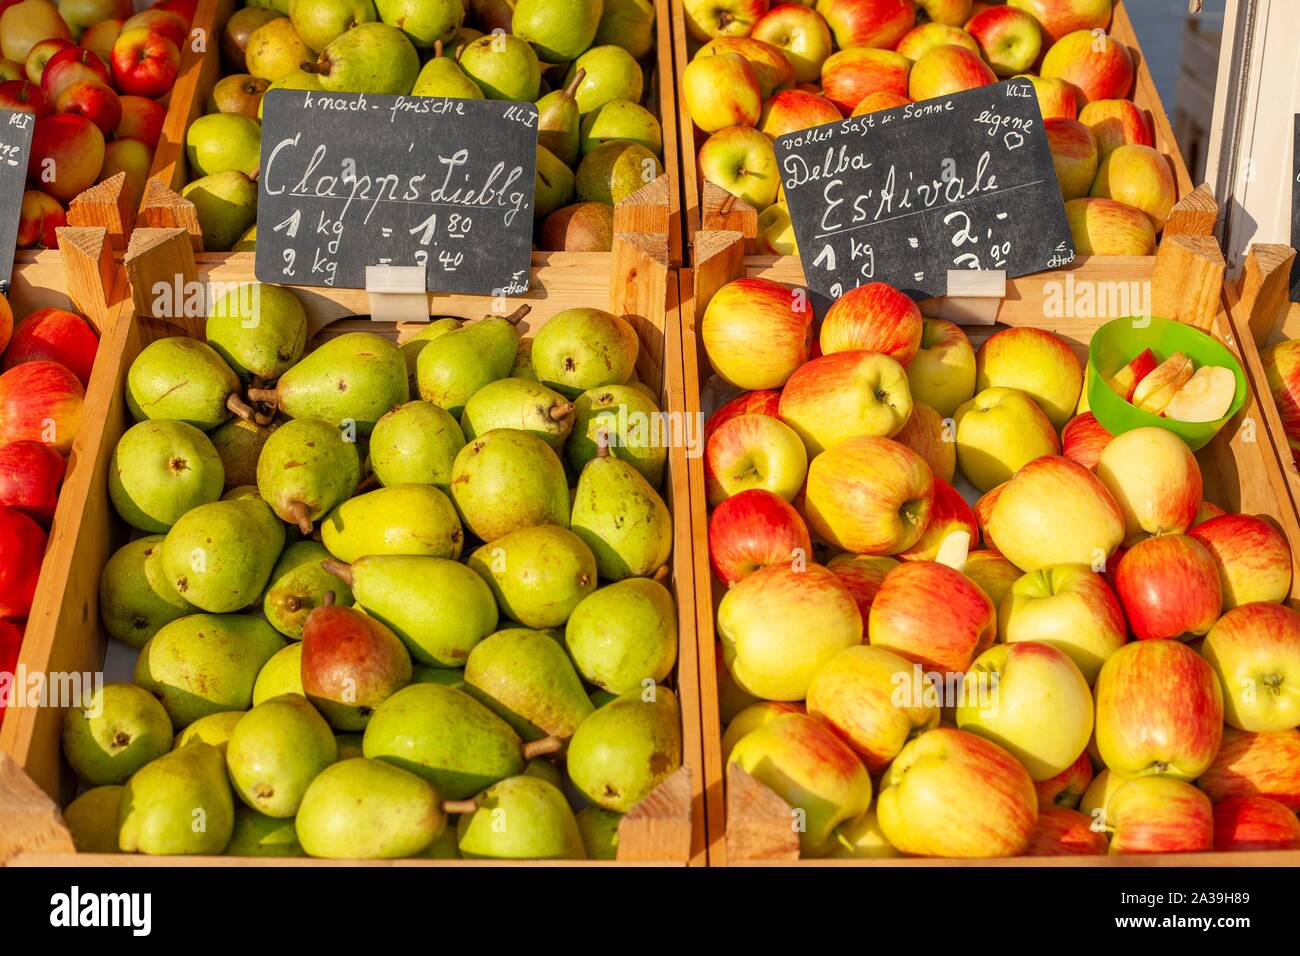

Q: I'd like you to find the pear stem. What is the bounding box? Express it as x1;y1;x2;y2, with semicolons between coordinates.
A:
286;500;314;536
226;392;256;421
322;591;336;607
522;735;565;760
434;38;444;59
249;165;261;183
442;799;479;815
320;558;354;587
355;473;379;493
497;304;531;326
595;428;611;459
653;563;670;583
550;402;574;421
563;68;586;100
246;386;279;405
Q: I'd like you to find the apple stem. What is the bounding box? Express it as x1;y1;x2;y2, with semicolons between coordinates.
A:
442;799;479;815
595;428;611;458
499;304;531;326
564;68;586;99
550;402;574;421
522;736;565;760
320;558;354;587
287;500;314;536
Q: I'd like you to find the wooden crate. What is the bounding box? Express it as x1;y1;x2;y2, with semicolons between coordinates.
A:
104;0;684;264
673;0;1196;257
682;232;1300;865
0;226;707;865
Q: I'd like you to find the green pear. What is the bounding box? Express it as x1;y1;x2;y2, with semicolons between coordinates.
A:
160;498;285;613
567;686;681;812
256;418;361;534
64;786;123;854
566;45;642;114
325;554;498;666
571;438;671;580
412;665;464;688
245;17;313;83
577;141;661;205
512;337;537;380
321;484;464;562
99;536;192;648
208;74;270;118
589;687;618;708
300;600;413;730
248;0;292;12
224;484;262;501
594;0;653;59
514;0;601;63
109;421;225;532
369;401;465;492
173;711;245;754
186;113;261;178
536;69;584;167
233;224;258;251
262;540;353;638
580;99;662;157
223;6;282;72
117;742;235;855
456;775;585;860
449;429;571;542
376;0;463;48
127;337;244;430
252;642;304;703
415;308;524;418
567;383;664;484
182;171;259;252
467;525;596;628
400;317;462;384
296;757;444;858
315;21;419;94
415;821;462;858
291;0;377;52
258;68;324;119
525;756;563;790
535;144;576;220
226;694;337;817
362;683;527;798
577;805;622;859
531;307;638;398
225;807;305;857
460;377;574;449
61;683;173;786
136;614;286;726
464;627;594;739
206;282;308;382
248;332;408;435
334;733;365;759
459;33;540;101
565;578;676;693
209;417;276;490
412;42;483;97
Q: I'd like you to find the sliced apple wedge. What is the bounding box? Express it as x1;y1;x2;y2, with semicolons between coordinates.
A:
1162;365;1235;423
1132;351;1194;414
1108;347;1158;401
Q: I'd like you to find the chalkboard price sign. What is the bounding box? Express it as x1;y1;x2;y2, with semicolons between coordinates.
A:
0;109;36;294
775;77;1075;302
256;89;538;297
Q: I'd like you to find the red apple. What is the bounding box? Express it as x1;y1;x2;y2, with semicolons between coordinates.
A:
966;5;1042;77
827;552;899;620
0;440;65;523
0;360;84;454
23;37;74;85
3;307;98;384
1197;727;1300;810
27;112;104;202
1201;602;1300;733
1114;534;1221;641
704;413;809;507
1061;412;1112;470
1078;98;1154;158
1188;514;1291;609
779;350;913;455
114;93;165;148
869;559;996;672
818;281;922;365
0;619;20;727
908;44;996;100
1213;795;1300;851
1016;73;1078;120
1007;0;1113;43
897;476;976;562
709;488;812;586
851;90;911;115
1095;638;1223;779
758;88;840;139
78;18;122;67
1041;28;1134;106
110;27;180;98
805;436;935;555
54;78;120;133
0;78;49;115
15;189;64;248
1096;426;1201;542
704;389;781;444
39;46;108;99
973;481;1004;543
701;277;814;390
1035;750;1094;809
0;504;46;618
121;8;187;49
1107;776;1214;855
1045;116;1098;201
819;47;910;116
818;0;916;52
1025;806;1108;856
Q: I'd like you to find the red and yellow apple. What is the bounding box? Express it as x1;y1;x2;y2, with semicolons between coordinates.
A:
827;552;899;620
702;277;814;390
1189;514;1291;609
892;400;955;483
27;111;104;202
709;488;813;586
1107;776;1214;854
851;90;910;115
705;413;809;507
698;124;780;211
895;22;980;62
1262;339;1300;441
1065;197;1156;255
966;5;1041;76
0;439;66;524
1091;143;1177;232
1036;750;1094;809
953;386;1060;492
16;189;64;248
1113;534;1221;641
908;44;996;100
999;563;1126;684
1096;426;1201;541
975;326;1084;429
753;4;834;84
0;504;47;618
0;359;84;453
1008;0;1113;43
819;281;922;365
2;0;74;64
683;0;771;42
1107;346;1157;401
759;88;840;139
1061;412;1112;471
683;51;762;134
115;93;165;148
1015;73;1077;120
1078;97;1153;157
720;700;805;762
817;0;916;52
897;477;974;562
110;26;181;98
1045;116;1098;201
705;388;782;442
964;548;1021;612
1025;806;1108;856
1041;28;1134;105
778;350;913;455
906;318;976;418
0;77;49;116
1197;727;1300;810
869;560;996;672
1213;795;1300;852
820;47;910;116
1201;602;1300;733
3;306;97;384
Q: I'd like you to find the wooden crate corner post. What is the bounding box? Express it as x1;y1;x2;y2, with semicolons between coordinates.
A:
613;174;674;243
65;173;134;250
124;227;200;330
137;180;204;251
616;765;694;862
0;754;76;864
1164;182;1219;238
1150;233;1226;332
701;182;758;242
54;226;119;327
1233;244;1297;348
724;765;800;862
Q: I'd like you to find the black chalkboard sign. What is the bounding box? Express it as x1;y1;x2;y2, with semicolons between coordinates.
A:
0;109;35;294
256;89;538;296
1290;115;1299;303
776;77;1074;302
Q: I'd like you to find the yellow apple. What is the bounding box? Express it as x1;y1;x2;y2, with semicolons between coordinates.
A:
975;326;1083;430
906;318;976;418
954;386;1060;492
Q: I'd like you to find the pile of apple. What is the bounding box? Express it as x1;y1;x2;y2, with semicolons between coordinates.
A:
193;0;662;252
680;0;1174;257
0;291;98;727
1261;339;1300;471
703;275;1300;858
0;0;195;247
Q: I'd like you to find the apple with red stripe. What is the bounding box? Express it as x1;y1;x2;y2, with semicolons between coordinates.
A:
708;488;812;587
1106;776;1214;855
1036;750;1095;810
1201;602;1300;733
1113;533;1221;641
999;562;1126;684
870;560;996;674
1198;726;1300;810
1025;806;1108;856
1189;513;1292;609
1213;796;1300;852
701;277;814;391
805;435;934;555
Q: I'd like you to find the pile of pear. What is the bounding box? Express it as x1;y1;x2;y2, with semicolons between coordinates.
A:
72;281;682;860
196;0;664;252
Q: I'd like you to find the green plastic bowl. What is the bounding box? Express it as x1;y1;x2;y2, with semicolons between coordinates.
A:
1086;317;1247;451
